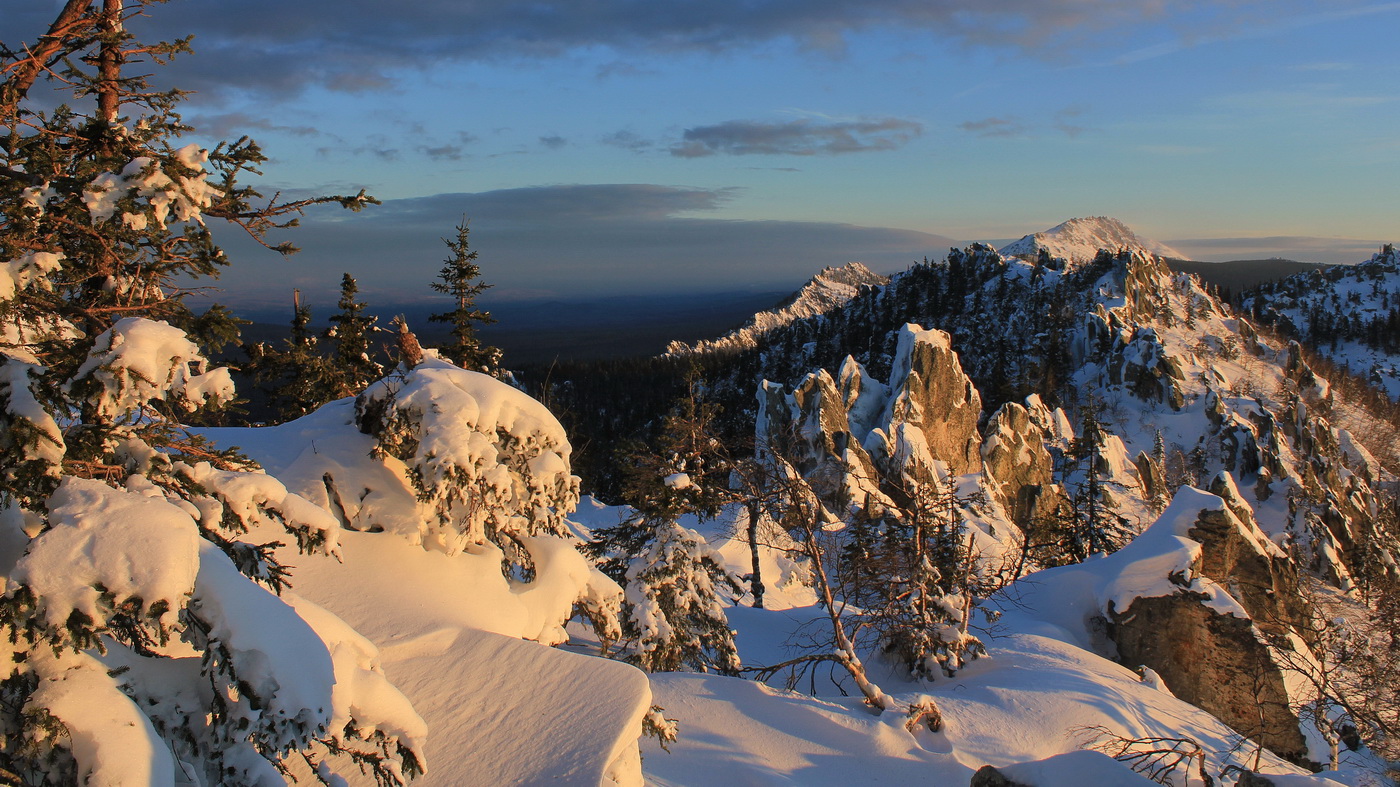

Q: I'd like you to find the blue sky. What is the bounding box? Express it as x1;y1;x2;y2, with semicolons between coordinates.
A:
10;1;1400;307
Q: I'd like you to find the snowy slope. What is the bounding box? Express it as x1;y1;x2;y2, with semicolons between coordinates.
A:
641;611;1344;786
1244;245;1400;400
664;262;888;357
999;216;1184;265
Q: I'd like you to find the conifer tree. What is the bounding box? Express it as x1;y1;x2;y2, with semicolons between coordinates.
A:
589;377;741;674
1065;406;1133;561
0;4;419;782
326;272;383;397
429;219;500;374
249;290;338;421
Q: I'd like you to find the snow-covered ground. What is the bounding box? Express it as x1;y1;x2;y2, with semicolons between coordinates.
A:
206;407;1367;786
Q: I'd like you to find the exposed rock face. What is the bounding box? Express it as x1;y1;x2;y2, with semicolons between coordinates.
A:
1109;594;1305;761
981;401;1063;527
1196;474;1307;638
879;324;982;475
969;765;1031;787
1105;477;1309;762
758;325;984;515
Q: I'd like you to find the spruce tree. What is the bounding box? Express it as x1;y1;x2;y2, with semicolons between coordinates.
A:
0;4;419;782
588;377;741;673
326;272;382;397
429;219;500;374
250;291;338;421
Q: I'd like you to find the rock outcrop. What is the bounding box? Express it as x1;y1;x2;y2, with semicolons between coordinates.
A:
1101;480;1309;762
981;400;1063;527
877;324;982;476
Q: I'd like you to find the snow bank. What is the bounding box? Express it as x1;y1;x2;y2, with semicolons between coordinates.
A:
191;541;334;753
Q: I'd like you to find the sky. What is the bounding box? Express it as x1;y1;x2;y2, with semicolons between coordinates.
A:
7;0;1400;309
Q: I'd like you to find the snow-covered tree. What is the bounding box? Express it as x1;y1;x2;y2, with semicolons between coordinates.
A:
871;474;986;680
621;518;741;675
591;381;742;673
354;355;580;564
0;3;421;782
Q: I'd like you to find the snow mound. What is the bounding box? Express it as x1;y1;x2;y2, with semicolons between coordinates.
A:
354;358;579;553
998;217;1183;265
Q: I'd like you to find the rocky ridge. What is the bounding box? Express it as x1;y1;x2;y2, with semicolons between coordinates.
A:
664;262;889;357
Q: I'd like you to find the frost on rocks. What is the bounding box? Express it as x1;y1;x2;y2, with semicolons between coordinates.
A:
7;477;199;647
68;317;235;420
355;357;579;559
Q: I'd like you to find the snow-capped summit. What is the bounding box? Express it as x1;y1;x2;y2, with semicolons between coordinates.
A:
998;217;1183;265
665;261;889;357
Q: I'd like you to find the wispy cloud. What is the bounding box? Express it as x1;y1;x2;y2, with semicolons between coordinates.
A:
601;130;654;153
8;1;1351;98
959;108;1088;139
670;117;922;157
959;117;1027;138
1168;234;1390;264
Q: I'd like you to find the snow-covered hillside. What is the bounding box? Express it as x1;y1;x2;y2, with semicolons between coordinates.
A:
999;216;1185;265
1244;244;1400;400
664;262;888;356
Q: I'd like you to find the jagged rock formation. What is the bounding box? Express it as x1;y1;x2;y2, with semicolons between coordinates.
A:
981;399;1064;527
998;216;1185;266
664;262;888;357
710;224;1394;590
757;325;984;516
695;219;1400;765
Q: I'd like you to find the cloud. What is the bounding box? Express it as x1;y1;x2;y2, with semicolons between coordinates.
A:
670;117;922;157
601;130;654;152
958;109;1088;139
9;1;1346;98
199;184;955;306
959;117;1027;138
539;135;568;149
185;111;324;139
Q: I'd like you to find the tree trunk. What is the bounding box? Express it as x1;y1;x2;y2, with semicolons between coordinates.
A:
746;501;765;609
98;0;124;126
801;515;890;712
0;0;92;119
